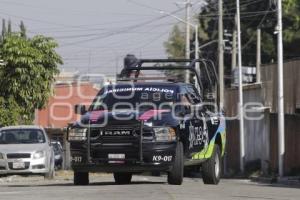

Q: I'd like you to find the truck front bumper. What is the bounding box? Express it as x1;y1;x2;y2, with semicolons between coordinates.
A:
71;142;177;173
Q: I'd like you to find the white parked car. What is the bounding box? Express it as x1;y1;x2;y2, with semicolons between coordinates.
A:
0;125;55;179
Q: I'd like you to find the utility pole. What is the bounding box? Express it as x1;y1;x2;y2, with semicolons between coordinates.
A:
232;15;237;71
218;0;224;110
194;25;199;62
160;8;199;87
232;29;237;71
236;0;245;173
185;0;191;83
277;0;285;178
256;28;261;83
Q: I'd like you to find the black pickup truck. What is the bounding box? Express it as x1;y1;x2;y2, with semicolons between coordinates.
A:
67;57;226;185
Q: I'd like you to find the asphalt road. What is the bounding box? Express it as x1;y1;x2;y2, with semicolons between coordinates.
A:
0;173;299;200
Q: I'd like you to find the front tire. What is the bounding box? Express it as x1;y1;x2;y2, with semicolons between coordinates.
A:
202;145;221;184
113;172;132;184
167;142;184;185
74;172;89;185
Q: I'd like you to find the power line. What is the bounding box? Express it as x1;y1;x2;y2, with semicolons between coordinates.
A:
30;18;162;33
241;7;273;50
198;0;265;18
68;22;176;50
59;8;185;47
62;30;171;61
224;0;264;10
0;0;157;17
60;26;173;65
198;10;275;18
126;30;170;54
50;23;175;39
127;0;169;13
0;9;86;29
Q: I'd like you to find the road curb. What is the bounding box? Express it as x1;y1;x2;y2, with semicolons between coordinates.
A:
276;176;300;186
250;176;300;186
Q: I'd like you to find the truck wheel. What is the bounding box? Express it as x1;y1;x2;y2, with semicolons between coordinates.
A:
74;172;89;185
167;142;183;185
202;145;221;184
113;172;132;184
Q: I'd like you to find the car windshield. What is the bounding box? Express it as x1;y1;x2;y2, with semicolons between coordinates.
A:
0;129;46;144
89;85;177;111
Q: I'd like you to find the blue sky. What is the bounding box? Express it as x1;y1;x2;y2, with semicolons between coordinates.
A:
0;0;202;75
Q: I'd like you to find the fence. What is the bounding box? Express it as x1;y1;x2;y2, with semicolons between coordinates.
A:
224;59;300;175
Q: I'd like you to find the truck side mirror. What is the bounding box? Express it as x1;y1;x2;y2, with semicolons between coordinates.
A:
75;104;86;115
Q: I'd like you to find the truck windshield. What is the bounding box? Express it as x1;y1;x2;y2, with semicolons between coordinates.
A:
89;85;177;111
0;129;46;144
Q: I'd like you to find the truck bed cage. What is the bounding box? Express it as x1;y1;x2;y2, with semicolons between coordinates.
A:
119;58;218;99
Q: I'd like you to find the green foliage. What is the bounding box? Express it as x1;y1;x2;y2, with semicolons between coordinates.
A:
281;0;300;59
20;21;27;38
164;25;186;58
163;25;186;81
0;97;22;127
1;19;6;42
164;0;300;69
0;21;62;125
7;20;12;35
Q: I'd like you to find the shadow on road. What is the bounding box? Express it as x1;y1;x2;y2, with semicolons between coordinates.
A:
247;179;300;189
3;180;166;188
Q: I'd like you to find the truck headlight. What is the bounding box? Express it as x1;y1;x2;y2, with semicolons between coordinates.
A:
153;127;176;142
0;153;4;159
33;151;45;159
68;128;87;141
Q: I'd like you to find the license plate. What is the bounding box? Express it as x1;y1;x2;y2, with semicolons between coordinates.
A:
13;162;25;169
108;154;125;159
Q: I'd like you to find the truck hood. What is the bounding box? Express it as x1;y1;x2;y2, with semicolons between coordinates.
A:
76;109;179;127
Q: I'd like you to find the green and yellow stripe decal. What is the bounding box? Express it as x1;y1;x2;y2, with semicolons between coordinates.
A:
192;117;226;160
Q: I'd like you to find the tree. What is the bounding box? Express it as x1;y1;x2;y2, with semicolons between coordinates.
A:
164;25;186;59
281;0;300;59
1;19;24;42
163;25;186;81
0;97;22;127
0;33;62;123
7;19;12;35
1;19;6;42
165;0;300;69
20;21;27;38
